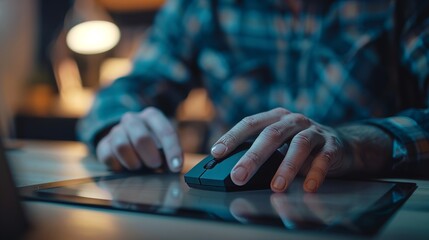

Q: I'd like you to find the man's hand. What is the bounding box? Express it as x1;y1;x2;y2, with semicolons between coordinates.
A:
211;108;391;193
95;107;183;173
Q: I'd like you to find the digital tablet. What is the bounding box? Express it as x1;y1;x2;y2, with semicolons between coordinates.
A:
19;173;416;236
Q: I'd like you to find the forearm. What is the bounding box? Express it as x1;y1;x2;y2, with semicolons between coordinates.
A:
336;124;393;177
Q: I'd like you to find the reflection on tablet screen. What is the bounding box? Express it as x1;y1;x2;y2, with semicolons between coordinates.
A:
20;174;415;236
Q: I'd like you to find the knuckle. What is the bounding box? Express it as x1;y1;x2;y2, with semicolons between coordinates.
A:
121;112;135;122
241;116;259;128
282;161;299;175
292;113;311;126
330;135;343;147
140;107;159;118
244;150;263;169
322;150;336;165
218;132;239;146
110;125;121;133
310;165;328;178
144;106;157;114
311;125;324;135
291;134;311;148
272;107;289;115
261;125;284;142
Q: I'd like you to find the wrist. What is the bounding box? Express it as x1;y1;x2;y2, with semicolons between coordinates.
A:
336;124;392;176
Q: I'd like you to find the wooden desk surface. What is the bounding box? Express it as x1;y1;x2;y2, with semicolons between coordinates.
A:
6;140;429;240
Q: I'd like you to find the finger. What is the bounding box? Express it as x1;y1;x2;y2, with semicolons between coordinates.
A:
141;107;183;172
303;138;341;193
231;113;312;185
271;127;325;192
96;134;123;171
109;125;143;170
121;113;163;169
211;108;290;158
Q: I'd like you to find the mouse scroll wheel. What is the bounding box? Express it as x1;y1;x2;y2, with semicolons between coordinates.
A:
204;159;218;169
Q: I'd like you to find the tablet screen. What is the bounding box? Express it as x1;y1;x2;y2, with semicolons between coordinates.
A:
20;173;415;236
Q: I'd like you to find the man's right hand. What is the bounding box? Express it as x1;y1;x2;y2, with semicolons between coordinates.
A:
95;107;183;173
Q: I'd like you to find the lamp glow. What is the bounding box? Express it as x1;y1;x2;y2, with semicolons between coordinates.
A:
66;20;120;55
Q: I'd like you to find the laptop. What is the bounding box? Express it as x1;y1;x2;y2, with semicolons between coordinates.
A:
0;136;29;238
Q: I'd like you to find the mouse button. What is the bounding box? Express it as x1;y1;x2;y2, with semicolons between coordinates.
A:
199;159;234;187
184;155;213;185
184;170;202;185
200;149;247;187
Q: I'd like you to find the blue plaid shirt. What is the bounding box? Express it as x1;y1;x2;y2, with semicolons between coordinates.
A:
78;0;429;176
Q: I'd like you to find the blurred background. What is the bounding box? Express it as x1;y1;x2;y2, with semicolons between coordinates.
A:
0;0;213;153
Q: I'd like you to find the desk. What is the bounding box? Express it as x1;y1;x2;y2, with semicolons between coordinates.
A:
6;140;429;240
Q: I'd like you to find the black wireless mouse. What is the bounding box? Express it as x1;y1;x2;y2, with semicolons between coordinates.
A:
184;142;285;191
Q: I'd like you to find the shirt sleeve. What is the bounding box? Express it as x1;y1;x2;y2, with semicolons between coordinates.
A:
364;1;429;177
76;0;203;151
363;113;429;177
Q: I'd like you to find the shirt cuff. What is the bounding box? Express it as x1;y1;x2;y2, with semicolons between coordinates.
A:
361;116;426;172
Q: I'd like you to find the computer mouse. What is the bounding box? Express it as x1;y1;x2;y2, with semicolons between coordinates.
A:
184;142;285;191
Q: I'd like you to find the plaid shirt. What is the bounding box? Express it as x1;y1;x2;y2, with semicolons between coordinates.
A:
78;0;429;176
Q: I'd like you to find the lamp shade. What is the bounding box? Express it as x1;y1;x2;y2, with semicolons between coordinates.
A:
66;20;120;55
64;0;120;55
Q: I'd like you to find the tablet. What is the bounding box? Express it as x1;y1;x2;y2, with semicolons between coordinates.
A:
19;173;415;236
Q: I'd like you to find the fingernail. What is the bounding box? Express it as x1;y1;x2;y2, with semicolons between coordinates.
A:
305;179;317;192
272;176;286;191
171;157;182;172
232;166;248;183
211;143;227;156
